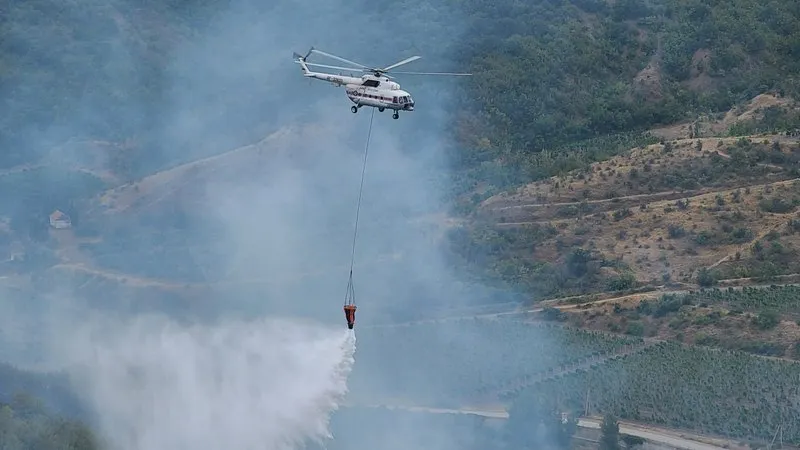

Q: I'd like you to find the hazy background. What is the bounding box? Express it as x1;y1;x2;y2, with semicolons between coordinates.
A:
0;0;526;449
6;0;800;448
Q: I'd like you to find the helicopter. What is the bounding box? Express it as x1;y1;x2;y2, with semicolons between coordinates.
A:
292;47;472;119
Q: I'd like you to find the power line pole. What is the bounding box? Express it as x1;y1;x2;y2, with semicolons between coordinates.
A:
584;387;590;417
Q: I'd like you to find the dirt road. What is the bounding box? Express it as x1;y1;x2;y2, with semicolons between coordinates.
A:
346;404;735;449
578;418;732;450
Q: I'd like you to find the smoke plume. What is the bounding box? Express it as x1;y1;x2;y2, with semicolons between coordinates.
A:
58;314;356;450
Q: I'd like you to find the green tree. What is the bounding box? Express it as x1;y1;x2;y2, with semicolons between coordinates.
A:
0;396;99;450
506;395;577;450
753;309;780;330
697;267;717;287
600;414;620;450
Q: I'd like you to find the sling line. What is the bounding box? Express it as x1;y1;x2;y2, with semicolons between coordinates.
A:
344;107;376;307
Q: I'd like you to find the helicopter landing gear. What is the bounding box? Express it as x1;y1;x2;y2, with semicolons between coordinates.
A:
378;107;385;112
351;105;358;114
392;112;399;119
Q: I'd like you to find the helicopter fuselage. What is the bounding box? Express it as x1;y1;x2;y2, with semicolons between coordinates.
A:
344;80;415;113
298;62;415;118
305;72;415;112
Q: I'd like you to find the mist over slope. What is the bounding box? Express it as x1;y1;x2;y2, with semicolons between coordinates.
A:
0;1;525;450
0;0;466;173
12;0;508;325
1;0;488;322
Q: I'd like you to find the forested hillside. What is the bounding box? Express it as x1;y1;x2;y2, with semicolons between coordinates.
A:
0;395;99;450
452;0;800;192
439;0;800;303
0;0;222;171
7;0;799;181
0;362;97;450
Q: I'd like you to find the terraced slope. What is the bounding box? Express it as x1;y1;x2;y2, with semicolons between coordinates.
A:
515;341;800;443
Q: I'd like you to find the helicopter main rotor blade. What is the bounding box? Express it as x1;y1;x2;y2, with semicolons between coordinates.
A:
389;71;473;76
301;62;365;72
310;49;369;70
381;55;421;72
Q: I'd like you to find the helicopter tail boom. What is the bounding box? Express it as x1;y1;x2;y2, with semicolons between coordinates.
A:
293;50;313;76
293;49;363;86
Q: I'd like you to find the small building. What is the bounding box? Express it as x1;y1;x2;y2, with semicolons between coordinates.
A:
49;210;72;229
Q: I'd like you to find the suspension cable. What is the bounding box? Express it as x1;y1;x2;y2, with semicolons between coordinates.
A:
344;108;376;306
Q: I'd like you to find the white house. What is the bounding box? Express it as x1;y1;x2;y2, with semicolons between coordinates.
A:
49;210;72;229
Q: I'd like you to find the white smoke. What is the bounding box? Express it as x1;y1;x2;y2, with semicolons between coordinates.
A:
58;314;356;450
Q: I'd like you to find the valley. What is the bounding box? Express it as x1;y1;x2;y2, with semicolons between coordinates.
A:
4;0;800;448
2;95;800;449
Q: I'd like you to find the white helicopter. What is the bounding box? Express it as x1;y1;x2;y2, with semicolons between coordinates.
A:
292;47;471;119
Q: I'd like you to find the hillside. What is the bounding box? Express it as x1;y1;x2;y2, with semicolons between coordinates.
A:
349;317;800;447
0;362;98;449
441;95;800;364
545;285;800;359
449;96;800;296
5;0;800;448
2;0;800;363
3;0;800;294
451;0;800;197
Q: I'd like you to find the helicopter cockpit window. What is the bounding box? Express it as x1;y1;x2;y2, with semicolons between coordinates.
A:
362;79;380;87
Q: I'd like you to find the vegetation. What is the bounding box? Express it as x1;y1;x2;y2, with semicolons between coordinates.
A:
5;0;800;445
0;167;106;246
655;285;800;318
599;415;621;450
0;363;85;419
440;0;800;304
0;363;96;450
454;0;800;187
506;396;577;450
513;341;800;444
0;0;226;171
0;394;99;450
445;223;641;299
348;318;641;405
560;284;800;360
4;0;800;302
448;134;800;298
727;106;800;137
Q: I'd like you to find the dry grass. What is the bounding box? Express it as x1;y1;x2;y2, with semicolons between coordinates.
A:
558;286;800;360
476;96;800;296
496;178;800;287
90;126;303;216
482;134;799;212
650;93;796;140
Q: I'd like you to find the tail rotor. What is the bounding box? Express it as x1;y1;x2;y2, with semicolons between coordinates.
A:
293;47;314;62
